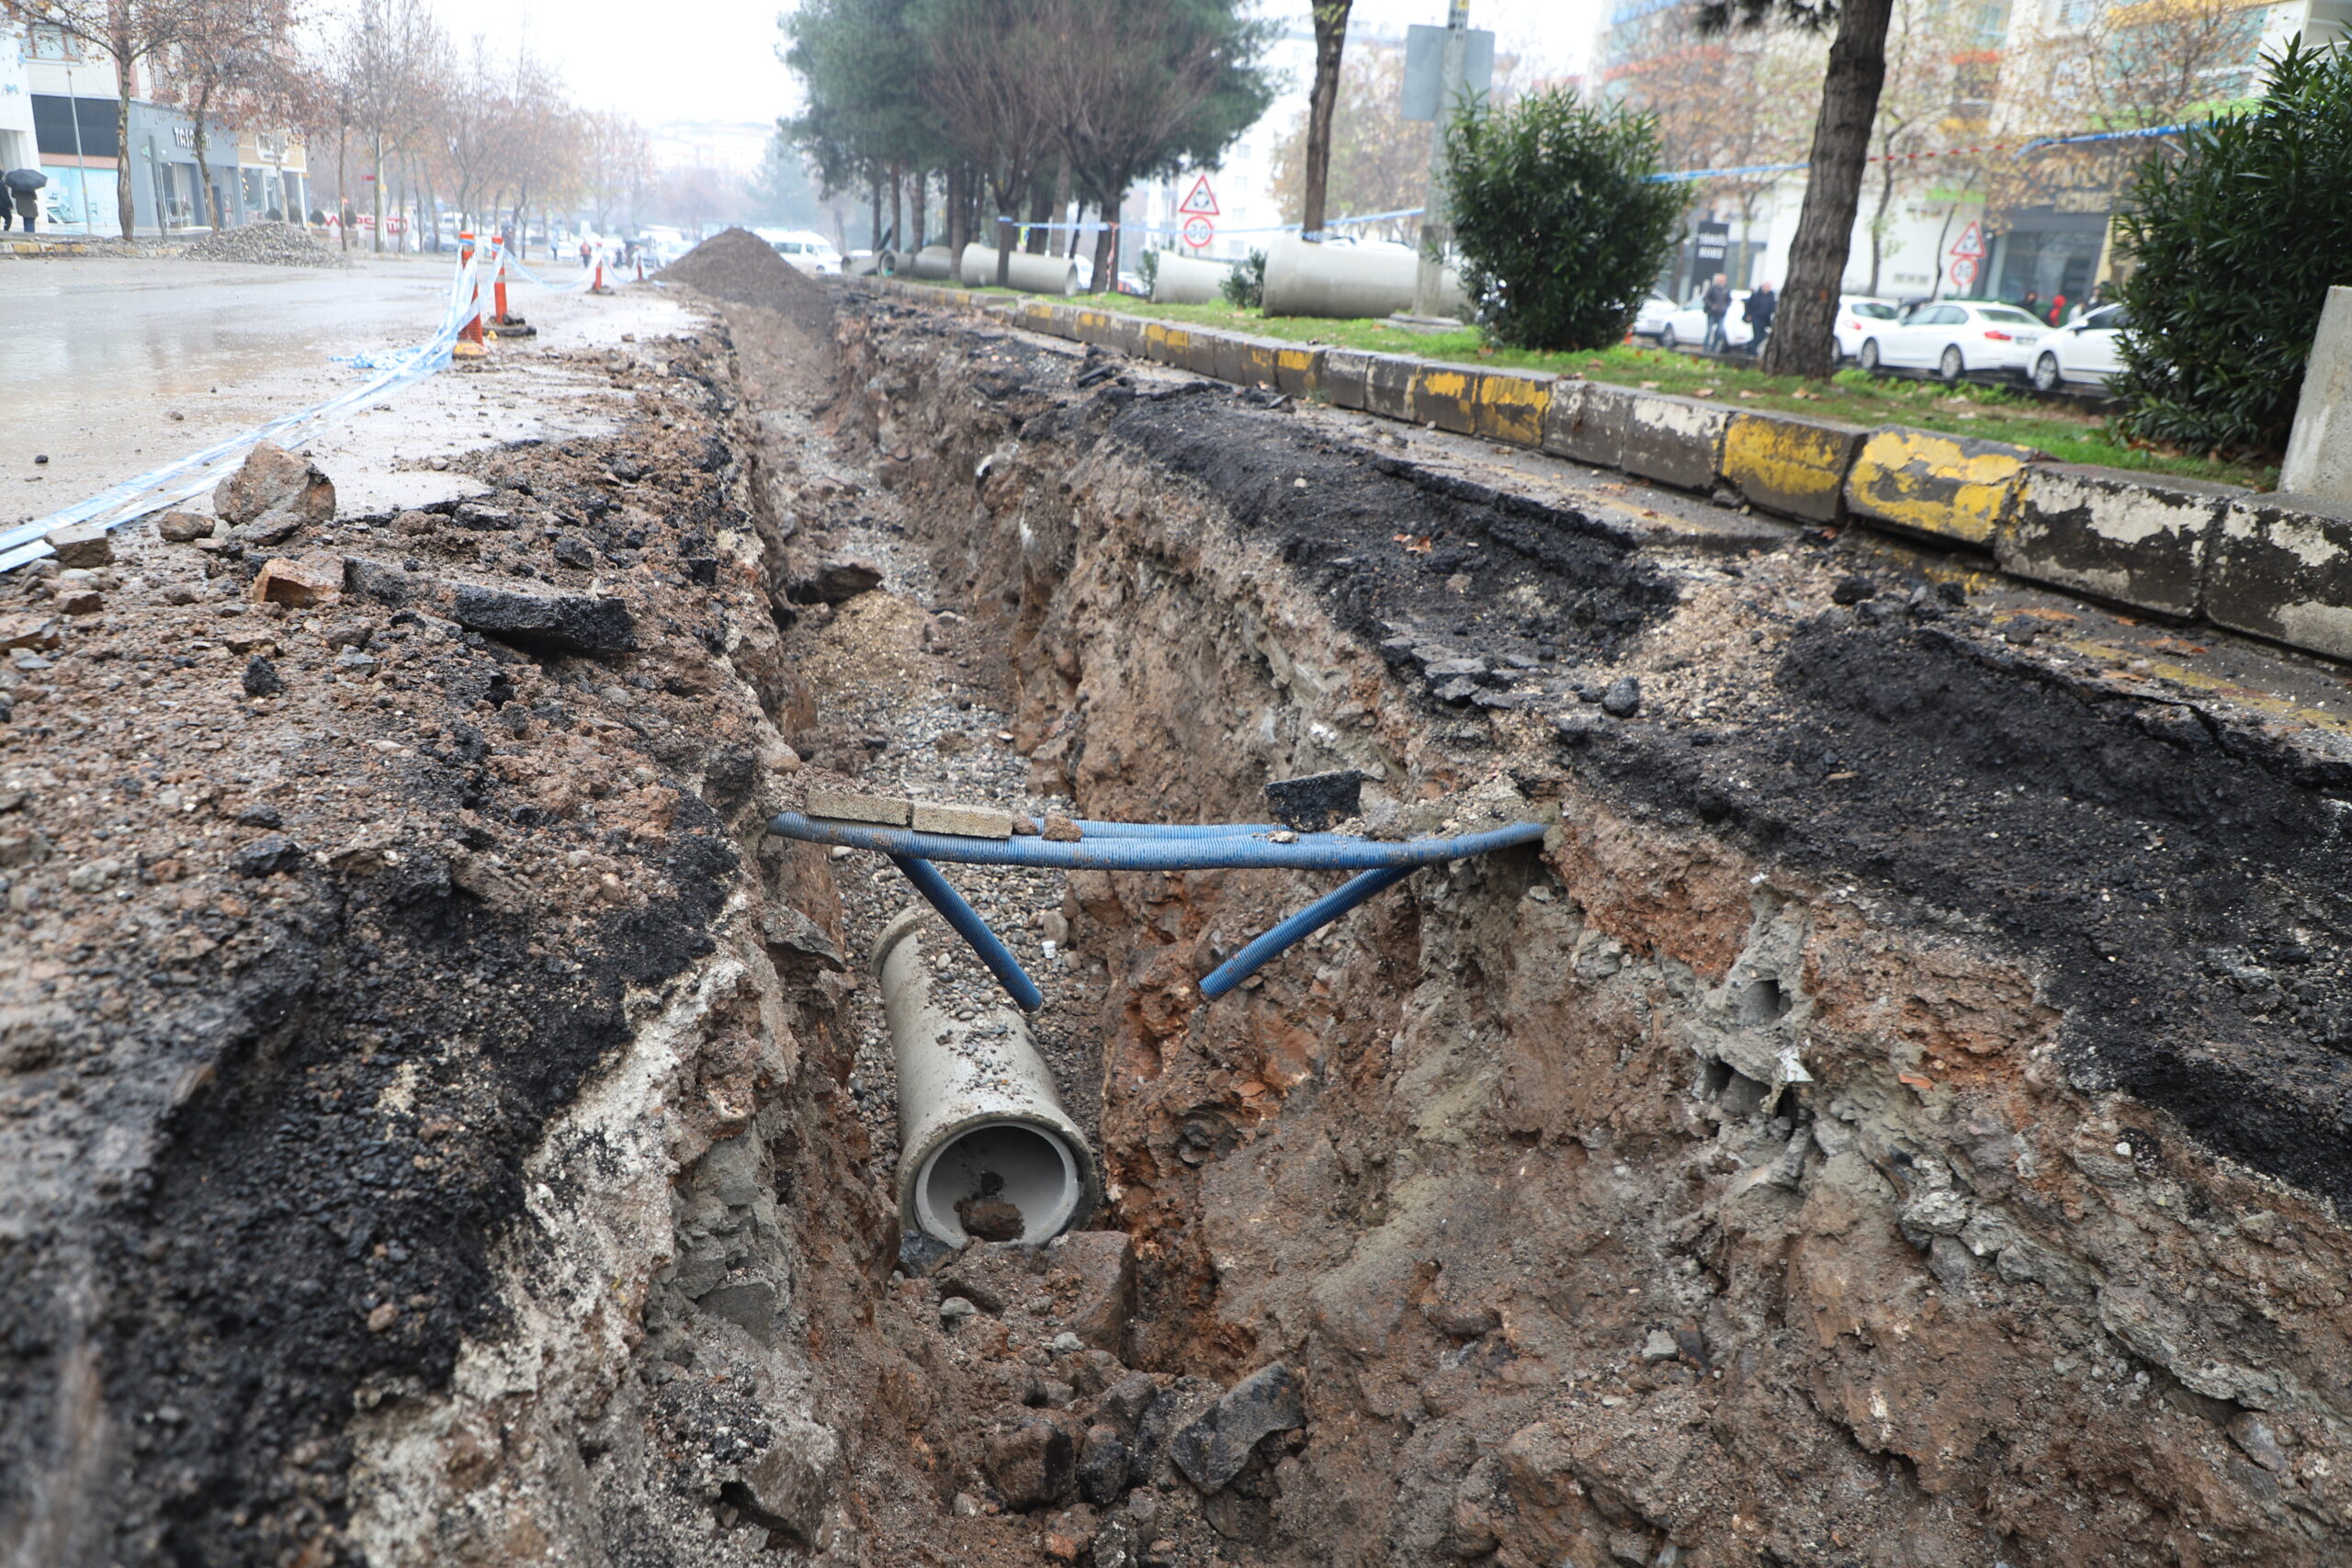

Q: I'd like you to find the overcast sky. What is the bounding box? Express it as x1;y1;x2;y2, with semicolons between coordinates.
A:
429;0;1597;127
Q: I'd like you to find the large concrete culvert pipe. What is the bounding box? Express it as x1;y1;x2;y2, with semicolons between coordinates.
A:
873;906;1098;1247
909;244;957;280
1259;234;1468;321
1148;253;1237;305
955;245;1079;296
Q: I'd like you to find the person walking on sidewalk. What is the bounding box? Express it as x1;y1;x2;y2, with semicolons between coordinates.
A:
1744;279;1777;356
3;168;46;233
1702;273;1733;354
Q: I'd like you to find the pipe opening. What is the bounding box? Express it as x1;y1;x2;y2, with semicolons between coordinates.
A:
914;1121;1083;1247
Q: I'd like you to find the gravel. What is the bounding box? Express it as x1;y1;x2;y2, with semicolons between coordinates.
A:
181;221;354;268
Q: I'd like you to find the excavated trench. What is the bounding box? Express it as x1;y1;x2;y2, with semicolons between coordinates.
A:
9;235;2352;1568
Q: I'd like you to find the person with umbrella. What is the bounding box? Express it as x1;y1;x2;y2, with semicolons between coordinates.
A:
3;167;47;233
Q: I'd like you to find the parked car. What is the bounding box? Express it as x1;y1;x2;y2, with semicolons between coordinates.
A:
1631;292;1677;340
2030;303;2129;390
1657;288;1753;352
765;230;843;275
1855;299;2050;383
1833;296;1901;360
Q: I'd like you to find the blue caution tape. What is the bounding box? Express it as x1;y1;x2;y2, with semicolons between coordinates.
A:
0;241;595;574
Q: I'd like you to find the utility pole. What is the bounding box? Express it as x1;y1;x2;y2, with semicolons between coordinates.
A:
1411;0;1469;321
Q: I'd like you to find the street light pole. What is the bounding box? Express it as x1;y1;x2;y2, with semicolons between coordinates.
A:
1411;0;1469;321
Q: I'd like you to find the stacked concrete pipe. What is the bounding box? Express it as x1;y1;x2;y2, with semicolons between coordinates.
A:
1149;253;1237;306
909;244;957;281
955;244;1079;296
1260;234;1466;321
873;906;1098;1247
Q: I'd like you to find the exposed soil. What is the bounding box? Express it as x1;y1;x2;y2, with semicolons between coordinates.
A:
11;231;2352;1568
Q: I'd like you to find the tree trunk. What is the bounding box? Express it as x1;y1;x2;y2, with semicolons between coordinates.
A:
888;162;902;256
911;169;928;252
112;45;135;240
946;165;966;257
371;130;384;253
1046;157;1070;257
1024;173;1052;254
992;179;1015;287
868;169;882;255
1301;0;1353;240
337;121;350;249
1867;152;1896;297
1758;0;1894;378
1091;183;1122;297
194;106;223;233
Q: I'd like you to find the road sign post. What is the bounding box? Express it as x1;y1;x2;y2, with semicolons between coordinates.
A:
1182;215;1215;251
1948;220;1985;298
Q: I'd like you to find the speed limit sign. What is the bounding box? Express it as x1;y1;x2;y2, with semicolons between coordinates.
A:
1181;214;1215;249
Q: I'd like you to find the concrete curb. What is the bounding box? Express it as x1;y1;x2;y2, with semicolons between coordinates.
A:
851;276;2347;666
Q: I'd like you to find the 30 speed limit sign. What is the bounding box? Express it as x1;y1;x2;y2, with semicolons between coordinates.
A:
1181;214;1215;249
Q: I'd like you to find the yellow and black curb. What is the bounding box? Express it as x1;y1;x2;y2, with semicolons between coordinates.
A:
857;276;2349;667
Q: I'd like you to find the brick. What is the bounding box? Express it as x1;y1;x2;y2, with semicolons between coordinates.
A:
1844;429;2039;548
910;800;1015;839
2205;491;2352;660
43;524;113;568
1722;411;1870;525
1996;464;2243;619
806;789;911;827
1621;393;1730;493
1541;380;1634;469
1473;369;1554;447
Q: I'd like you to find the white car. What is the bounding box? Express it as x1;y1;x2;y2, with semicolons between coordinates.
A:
1834;296;1901;360
2030;303;2129;390
763;230;843;274
1657;288;1753;352
1855;300;2049;383
1631;292;1676;340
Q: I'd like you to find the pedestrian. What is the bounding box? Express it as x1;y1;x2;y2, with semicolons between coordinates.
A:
2020;289;2042;321
3;167;47;233
578;236;592;269
1744;280;1777;355
1702;272;1733;354
2047;292;2067;326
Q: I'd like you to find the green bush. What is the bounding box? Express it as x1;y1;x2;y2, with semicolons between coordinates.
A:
1221;247;1267;309
1443;88;1686;352
2114;38;2352;457
1136;247;1161;294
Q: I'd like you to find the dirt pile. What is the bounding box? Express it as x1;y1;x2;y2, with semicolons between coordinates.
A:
662;227;831;323
182;220;353;268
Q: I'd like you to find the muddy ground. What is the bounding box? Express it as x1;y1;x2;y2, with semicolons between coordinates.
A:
6;231;2352;1568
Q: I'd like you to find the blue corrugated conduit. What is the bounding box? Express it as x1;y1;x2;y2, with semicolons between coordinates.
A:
767;812;1547;1010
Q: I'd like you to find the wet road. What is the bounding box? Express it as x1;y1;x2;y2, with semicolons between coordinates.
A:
1;255;454;529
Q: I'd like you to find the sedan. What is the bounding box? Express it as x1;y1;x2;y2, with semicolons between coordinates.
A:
1657;288;1753;352
1834;296;1901;360
1631;292;1677;340
2030;303;2129;390
1855;300;2049;383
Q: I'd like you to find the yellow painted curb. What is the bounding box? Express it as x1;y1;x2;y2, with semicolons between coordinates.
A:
1473;370;1552;447
1411;365;1478;434
1722;412;1869;525
1844;429;2040;547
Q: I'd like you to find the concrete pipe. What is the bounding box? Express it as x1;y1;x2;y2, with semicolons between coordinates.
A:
1259;234;1468;321
874;906;1098;1247
955;244;1078;296
910;244;957;281
1149;253;1236;306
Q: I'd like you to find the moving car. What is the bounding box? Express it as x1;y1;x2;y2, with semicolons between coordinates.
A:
1657;288;1753;352
1854;299;2049;383
2030;303;2129;390
1834;296;1901;360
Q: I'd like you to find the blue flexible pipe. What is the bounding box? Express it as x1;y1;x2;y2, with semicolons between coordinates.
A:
770;813;1546;870
1198;864;1416;999
888;853;1046;1012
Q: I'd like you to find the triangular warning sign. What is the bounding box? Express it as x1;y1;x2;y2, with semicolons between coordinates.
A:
1951;220;1984;258
1179;175;1219;217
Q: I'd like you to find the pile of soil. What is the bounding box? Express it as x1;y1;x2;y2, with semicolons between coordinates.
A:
181;220;353;268
660;227;831;325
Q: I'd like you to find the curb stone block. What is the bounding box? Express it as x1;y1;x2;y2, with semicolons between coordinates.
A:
1542;380;1634;469
1183;327;1228;378
1215;333;1283;389
1621;392;1730;493
1272;344;1323;398
1363;355;1419;422
1317;348;1374;411
1141;321;1193;369
1411;364;1480;434
1722;411;1870;525
1473;369;1554;447
2206;491;2352;660
1844;429;2039;547
1997;464;2244;618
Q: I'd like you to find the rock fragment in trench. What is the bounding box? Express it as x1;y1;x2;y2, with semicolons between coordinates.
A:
213;439;334;543
251;551;345;607
787;558;884;604
1265;768;1364;831
1167;1363;1304;1492
44;524;113;567
448;583;636;655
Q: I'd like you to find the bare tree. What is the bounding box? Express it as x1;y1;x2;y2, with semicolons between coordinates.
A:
158;0;307;231
334;0;447;251
1300;0;1352;241
0;0;202;237
921;0;1061;285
